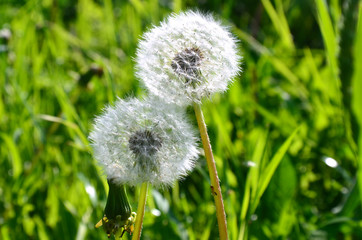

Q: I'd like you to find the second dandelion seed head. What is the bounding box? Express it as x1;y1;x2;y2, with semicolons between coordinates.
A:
136;10;241;106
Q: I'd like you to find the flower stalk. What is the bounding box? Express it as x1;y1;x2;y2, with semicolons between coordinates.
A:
132;182;149;240
193;103;228;240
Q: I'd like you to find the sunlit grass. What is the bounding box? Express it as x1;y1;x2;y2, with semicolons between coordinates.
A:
0;0;361;239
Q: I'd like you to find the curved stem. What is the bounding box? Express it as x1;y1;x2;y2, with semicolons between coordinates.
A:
132;182;149;240
193;103;228;240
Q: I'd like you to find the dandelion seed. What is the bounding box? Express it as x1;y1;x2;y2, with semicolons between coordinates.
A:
89;96;199;188
136;10;241;106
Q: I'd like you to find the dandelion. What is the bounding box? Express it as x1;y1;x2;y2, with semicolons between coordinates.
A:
89;96;198;188
135;11;241;239
90;96;198;239
136;10;241;106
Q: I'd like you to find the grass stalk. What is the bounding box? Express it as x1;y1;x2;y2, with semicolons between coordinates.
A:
132;182;149;240
193;103;228;240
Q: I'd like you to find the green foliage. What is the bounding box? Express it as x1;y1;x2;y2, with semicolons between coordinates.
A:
1;0;361;239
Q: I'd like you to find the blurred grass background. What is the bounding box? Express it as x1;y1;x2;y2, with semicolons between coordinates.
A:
1;0;362;239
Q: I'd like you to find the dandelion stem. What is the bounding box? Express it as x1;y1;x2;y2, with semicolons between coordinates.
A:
193;103;228;240
132;182;149;240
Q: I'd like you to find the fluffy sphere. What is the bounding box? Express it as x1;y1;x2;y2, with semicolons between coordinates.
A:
136;10;241;106
89;97;199;188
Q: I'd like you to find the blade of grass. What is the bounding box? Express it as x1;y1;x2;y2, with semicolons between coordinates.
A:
250;126;300;213
249;130;269;202
261;0;294;49
233;28;308;98
315;0;341;104
352;2;362;208
172;0;182;12
0;133;22;178
37;114;90;151
238;129;268;240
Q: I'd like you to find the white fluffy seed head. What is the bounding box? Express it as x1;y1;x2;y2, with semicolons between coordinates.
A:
89;96;199;188
136;10;241;106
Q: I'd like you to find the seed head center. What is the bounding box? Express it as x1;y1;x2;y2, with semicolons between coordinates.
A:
171;47;203;83
128;130;162;157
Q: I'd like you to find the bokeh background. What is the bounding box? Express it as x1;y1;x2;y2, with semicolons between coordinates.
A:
1;0;362;239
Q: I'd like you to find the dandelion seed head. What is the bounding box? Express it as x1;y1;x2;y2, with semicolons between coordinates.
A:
136;10;241;106
89;97;199;188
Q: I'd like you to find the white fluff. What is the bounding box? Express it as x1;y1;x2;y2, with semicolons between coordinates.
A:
89;97;199;188
136;10;241;106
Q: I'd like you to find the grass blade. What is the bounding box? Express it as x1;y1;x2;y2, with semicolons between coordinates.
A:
261;0;294;49
315;0;341;104
0;134;22;178
251;126;300;213
352;2;362;208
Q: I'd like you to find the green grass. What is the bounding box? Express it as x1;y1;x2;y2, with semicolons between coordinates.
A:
1;0;361;239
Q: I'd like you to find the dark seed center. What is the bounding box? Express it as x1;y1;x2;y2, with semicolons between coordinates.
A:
171;47;203;83
128;130;162;157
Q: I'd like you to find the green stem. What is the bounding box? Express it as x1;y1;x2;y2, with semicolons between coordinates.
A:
132;182;149;240
193;103;228;240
